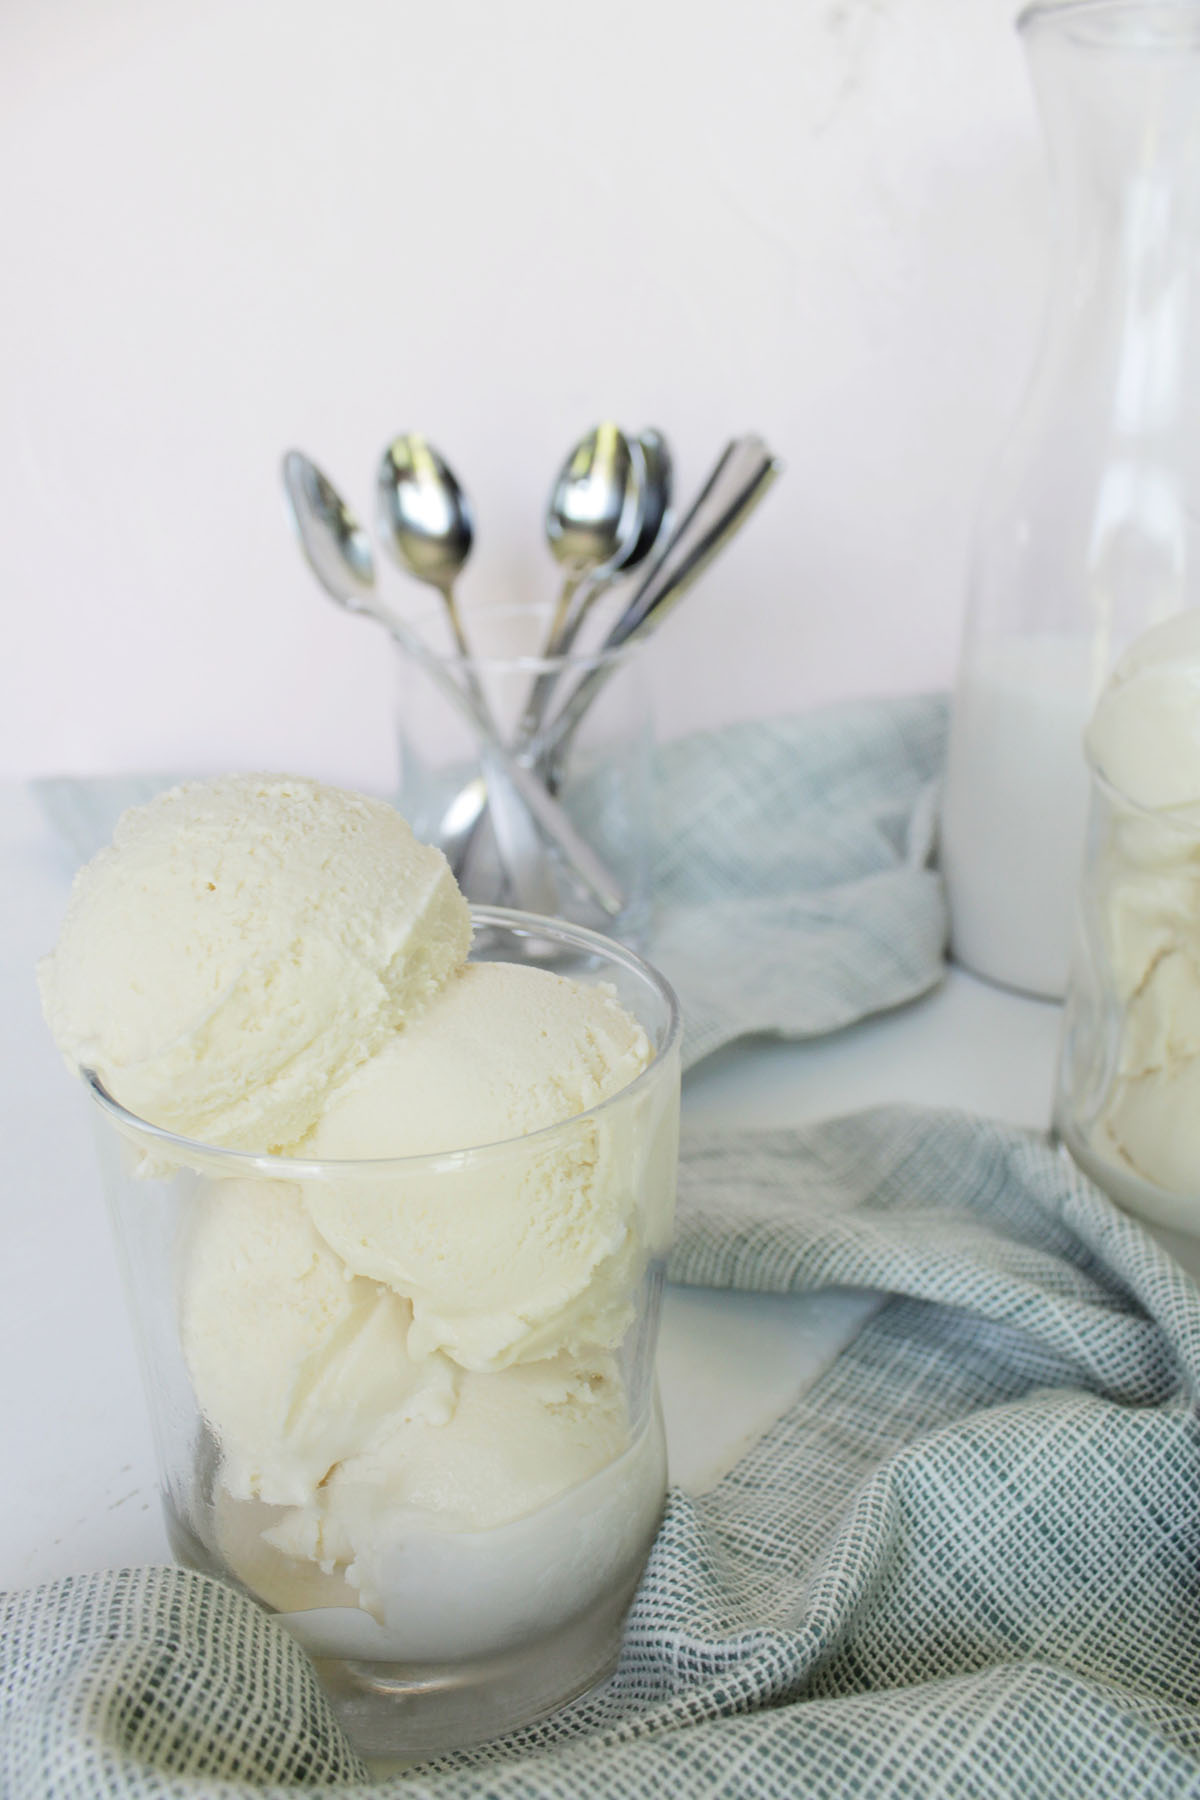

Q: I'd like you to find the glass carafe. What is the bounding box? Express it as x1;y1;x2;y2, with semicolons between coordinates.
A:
941;0;1200;1000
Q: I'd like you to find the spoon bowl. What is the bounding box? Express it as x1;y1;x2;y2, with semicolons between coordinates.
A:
619;428;673;579
546;422;640;583
376;434;475;609
281;450;376;606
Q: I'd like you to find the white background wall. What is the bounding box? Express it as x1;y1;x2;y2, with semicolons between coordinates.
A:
1;0;1048;793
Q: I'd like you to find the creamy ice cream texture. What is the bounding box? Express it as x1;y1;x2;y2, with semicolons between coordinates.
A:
39;774;470;1152
1079;612;1200;1194
1087;609;1200;812
40;773;671;1626
179;1177;459;1508
260;1352;630;1629
269;1353;627;1547
301;960;654;1369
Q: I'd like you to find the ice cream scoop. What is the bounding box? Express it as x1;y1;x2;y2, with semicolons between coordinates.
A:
1061;609;1200;1203
300;960;656;1368
181;1177;459;1506
1086;609;1200;812
267;1351;627;1551
38;774;470;1152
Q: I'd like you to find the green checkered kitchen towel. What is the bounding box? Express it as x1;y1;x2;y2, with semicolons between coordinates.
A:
6;1107;1200;1796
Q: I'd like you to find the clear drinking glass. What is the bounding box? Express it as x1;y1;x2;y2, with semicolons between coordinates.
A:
941;1;1200;1001
1054;761;1200;1240
87;910;682;1761
394;603;654;946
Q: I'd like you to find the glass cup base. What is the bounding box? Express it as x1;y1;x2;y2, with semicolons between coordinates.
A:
164;1491;654;1760
309;1579;634;1761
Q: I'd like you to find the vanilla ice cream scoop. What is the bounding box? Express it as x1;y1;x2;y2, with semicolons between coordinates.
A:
264;1350;632;1626
39;774;470;1151
180;1177;459;1506
1086;609;1200;812
301;960;655;1369
268;1352;627;1557
223;1361;665;1658
1068;610;1200;1205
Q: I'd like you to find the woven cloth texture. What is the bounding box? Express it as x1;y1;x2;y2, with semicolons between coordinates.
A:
5;1107;1200;1796
31;693;950;1070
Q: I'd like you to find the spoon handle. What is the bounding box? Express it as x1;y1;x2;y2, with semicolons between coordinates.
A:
535;439;782;765
513;567;589;745
379;607;625;916
445;590;558;912
440;583;494;723
516;434;650;748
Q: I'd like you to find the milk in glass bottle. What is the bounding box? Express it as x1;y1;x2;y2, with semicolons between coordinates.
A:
941;0;1200;999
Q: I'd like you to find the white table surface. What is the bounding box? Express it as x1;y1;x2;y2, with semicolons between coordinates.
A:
0;782;1067;1596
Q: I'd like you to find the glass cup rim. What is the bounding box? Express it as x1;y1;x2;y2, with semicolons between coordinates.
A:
83;904;682;1179
1017;0;1200;46
407;601;640;678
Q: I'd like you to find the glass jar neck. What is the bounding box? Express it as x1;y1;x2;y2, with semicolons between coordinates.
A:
1024;3;1200;342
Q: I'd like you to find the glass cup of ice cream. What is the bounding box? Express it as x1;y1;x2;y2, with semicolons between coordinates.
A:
39;777;681;1759
394;602;654;944
1054;613;1200;1242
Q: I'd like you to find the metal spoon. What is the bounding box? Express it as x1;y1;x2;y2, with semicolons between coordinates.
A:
376;434;476;663
618;428;673;587
375;434;553;911
509;427;672;769
445;422;646;883
545;422;641;632
280;449;625;916
511;423;643;748
541;426;672;667
433;436;781;853
538;437;782;768
282;450;378;614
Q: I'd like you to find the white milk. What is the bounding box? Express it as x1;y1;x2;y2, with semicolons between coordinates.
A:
941;637;1096;1001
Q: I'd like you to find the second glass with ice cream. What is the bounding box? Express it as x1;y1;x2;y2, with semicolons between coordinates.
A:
40;776;682;1759
1055;613;1200;1244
